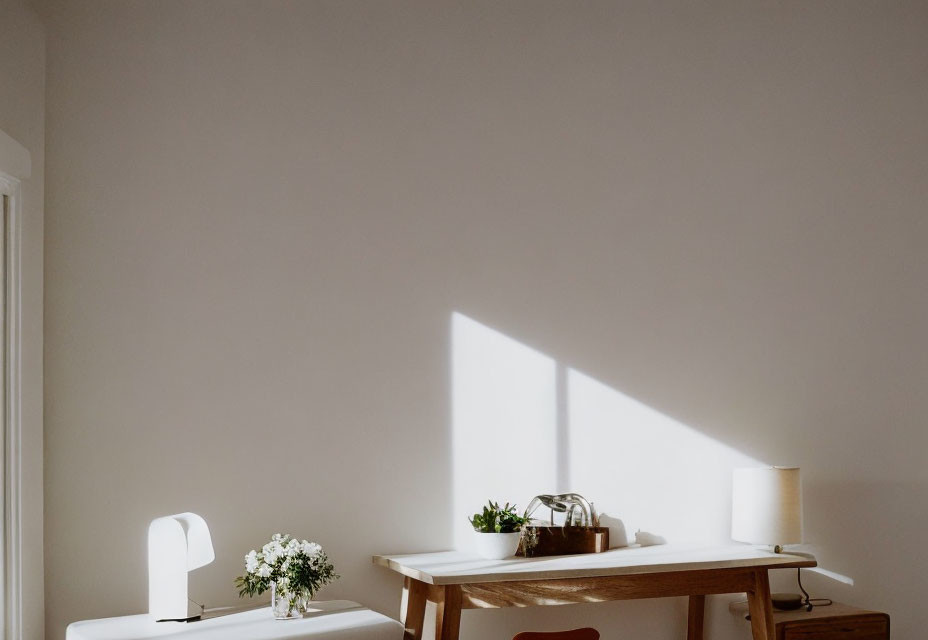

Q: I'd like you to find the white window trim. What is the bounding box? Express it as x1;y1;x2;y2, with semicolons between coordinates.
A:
0;128;26;640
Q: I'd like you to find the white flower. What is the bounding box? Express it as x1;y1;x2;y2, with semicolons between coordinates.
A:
245;550;259;573
263;540;284;565
241;534;335;598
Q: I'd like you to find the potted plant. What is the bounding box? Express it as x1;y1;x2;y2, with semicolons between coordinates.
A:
235;533;339;619
468;501;530;560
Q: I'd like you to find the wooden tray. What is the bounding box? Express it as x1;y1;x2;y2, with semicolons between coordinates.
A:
517;526;610;557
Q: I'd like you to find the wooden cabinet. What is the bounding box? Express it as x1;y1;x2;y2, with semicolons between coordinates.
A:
730;601;890;640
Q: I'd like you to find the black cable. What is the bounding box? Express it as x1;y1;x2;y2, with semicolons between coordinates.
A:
742;568;833;621
188;596;207;614
797;568;832;611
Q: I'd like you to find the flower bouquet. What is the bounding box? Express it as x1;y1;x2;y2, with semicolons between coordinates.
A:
235;533;338;619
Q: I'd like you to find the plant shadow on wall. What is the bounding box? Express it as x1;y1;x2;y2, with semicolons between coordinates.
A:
450;311;765;554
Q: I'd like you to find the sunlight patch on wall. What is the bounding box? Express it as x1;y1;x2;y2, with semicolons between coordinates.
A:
567;368;763;545
451;313;557;550
452;312;764;552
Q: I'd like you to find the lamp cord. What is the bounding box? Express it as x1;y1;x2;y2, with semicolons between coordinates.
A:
738;568;832;620
798;567;832;611
188;596;206;614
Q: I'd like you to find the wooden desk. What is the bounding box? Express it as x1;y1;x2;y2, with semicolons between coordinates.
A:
374;545;815;640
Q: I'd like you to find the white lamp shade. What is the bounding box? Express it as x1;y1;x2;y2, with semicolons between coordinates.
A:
731;467;802;546
148;512;214;620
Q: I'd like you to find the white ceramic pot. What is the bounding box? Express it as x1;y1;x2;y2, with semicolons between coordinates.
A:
472;531;522;560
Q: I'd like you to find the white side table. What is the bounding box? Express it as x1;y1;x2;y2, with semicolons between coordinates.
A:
66;600;403;640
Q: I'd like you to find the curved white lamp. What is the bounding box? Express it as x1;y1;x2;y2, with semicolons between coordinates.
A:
148;512;215;621
732;466;802;552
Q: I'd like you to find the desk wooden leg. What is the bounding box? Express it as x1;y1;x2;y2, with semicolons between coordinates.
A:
434;585;463;640
687;595;705;640
400;577;427;640
747;569;775;640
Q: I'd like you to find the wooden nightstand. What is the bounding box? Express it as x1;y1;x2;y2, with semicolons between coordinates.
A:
729;601;890;639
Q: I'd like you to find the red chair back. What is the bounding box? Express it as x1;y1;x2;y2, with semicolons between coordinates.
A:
513;629;600;640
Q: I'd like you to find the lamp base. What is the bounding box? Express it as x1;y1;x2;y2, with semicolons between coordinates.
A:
772;593;803;611
155;614;202;623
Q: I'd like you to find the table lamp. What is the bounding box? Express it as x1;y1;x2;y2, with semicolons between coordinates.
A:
731;466;802;553
148;512;215;622
732;467;807;610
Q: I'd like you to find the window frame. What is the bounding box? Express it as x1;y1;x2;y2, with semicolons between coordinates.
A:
0;171;23;640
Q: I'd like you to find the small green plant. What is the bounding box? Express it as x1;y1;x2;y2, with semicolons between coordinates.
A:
469;501;530;533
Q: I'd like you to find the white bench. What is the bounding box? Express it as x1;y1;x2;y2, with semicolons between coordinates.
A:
66;600;403;640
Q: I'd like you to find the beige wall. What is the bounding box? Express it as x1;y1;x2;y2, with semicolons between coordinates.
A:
44;2;927;639
0;0;45;639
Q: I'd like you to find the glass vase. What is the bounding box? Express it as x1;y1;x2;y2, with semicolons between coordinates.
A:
270;582;309;619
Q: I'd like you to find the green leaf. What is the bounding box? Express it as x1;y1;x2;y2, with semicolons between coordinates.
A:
468;499;530;533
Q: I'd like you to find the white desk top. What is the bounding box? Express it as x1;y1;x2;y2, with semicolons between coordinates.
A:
373;544;816;585
66;600;403;640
